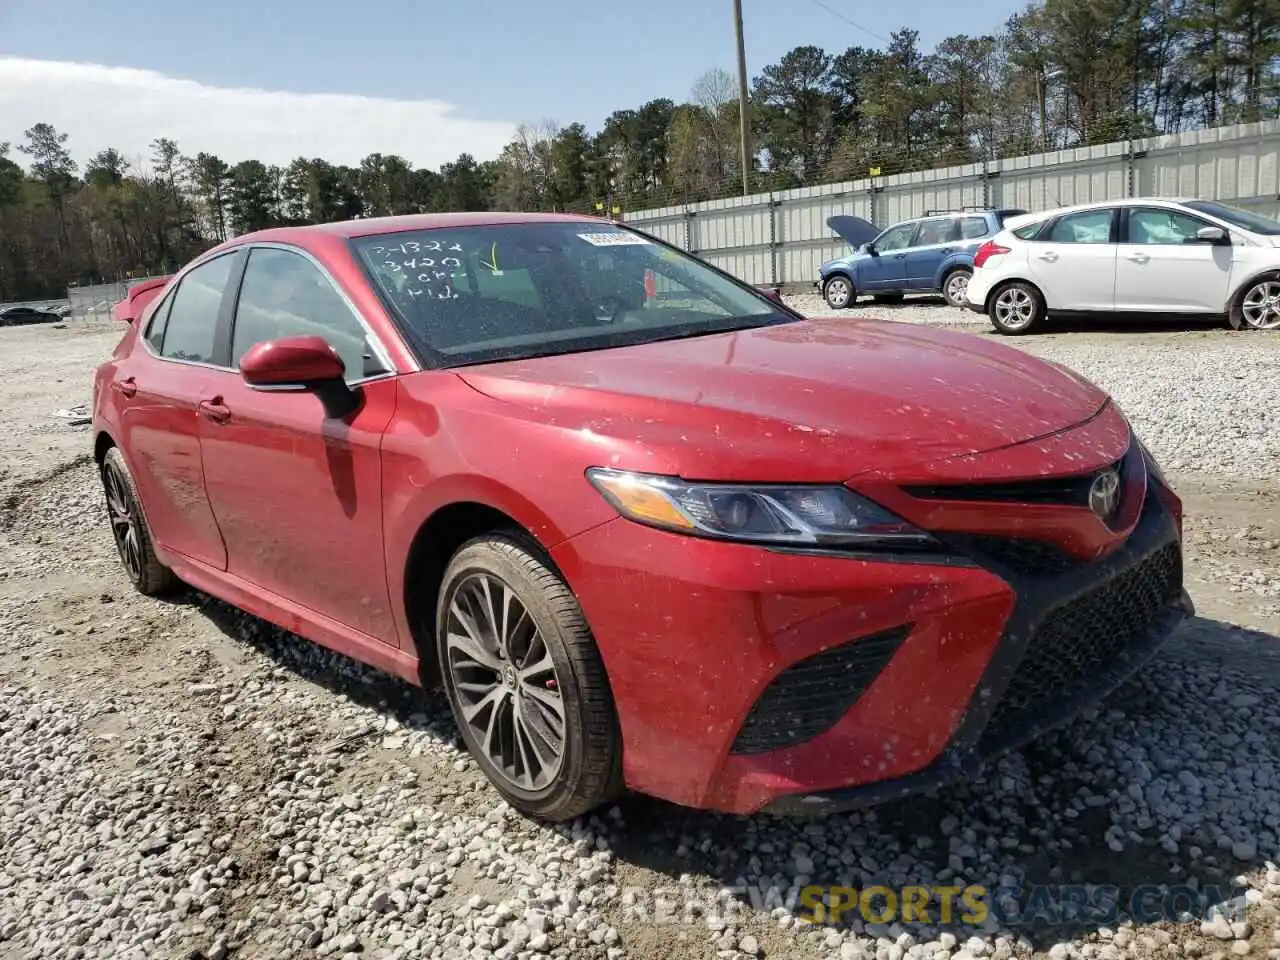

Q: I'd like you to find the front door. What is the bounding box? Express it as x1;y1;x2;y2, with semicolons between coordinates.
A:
117;251;242;570
1114;206;1235;312
860;222;916;290
197;245;402;645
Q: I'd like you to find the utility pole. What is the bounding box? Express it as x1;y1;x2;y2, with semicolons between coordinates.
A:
733;0;751;197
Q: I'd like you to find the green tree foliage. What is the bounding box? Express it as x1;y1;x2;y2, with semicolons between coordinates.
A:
1;0;1276;300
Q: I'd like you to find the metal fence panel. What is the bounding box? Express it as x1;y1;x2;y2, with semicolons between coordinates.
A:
624;118;1280;288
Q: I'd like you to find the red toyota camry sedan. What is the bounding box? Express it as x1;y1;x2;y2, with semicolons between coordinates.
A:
92;212;1191;821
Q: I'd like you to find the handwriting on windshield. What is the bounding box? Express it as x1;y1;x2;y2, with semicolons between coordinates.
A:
369;239;465;300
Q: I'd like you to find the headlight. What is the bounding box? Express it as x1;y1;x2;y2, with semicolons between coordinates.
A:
585;468;937;549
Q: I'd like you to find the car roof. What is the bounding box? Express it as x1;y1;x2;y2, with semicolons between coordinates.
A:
230;211;614;244
1006;197;1199;223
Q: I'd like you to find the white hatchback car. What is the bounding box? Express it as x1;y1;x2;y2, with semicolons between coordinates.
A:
963;197;1280;334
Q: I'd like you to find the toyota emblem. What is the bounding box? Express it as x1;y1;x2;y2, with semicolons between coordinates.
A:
1088;469;1121;519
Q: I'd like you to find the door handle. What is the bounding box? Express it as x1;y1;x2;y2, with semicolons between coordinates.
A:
113;376;137;398
1037;251;1059;262
198;397;231;423
1128;252;1150;263
894;253;907;260
938;247;953;253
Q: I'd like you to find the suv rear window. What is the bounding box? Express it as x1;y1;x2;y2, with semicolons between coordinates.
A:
959;217;989;239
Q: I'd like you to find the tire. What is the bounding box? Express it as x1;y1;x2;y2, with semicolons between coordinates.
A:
435;534;623;822
872;293;905;305
1228;273;1280;330
942;268;973;308
987;281;1046;335
100;447;177;596
822;274;855;309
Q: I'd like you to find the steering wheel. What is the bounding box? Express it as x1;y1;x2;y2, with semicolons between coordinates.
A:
592;296;627;324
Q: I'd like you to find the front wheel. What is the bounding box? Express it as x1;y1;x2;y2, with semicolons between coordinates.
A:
1229;275;1280;330
942;268;973;308
436;534;623;822
988;281;1046;335
822;275;855;309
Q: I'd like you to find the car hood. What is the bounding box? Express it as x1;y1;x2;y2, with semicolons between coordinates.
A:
827;215;880;248
454;318;1110;482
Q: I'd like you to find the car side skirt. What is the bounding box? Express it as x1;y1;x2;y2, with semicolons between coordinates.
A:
159;547;423;687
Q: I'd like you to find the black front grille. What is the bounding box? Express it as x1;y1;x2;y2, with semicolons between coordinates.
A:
978;542;1182;750
730;626;909;755
903;442;1134;508
942;533;1083;576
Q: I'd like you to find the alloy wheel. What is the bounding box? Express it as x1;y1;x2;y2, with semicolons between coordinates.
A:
993;287;1036;330
444;573;566;792
103;462;142;582
946;271;970;305
825;277;852;308
1240;280;1280;329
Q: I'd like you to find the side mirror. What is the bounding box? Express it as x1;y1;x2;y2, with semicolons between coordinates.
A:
1195;225;1227;243
864;243;879;257
240;335;361;419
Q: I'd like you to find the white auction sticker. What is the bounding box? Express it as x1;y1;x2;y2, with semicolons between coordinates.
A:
577;232;651;246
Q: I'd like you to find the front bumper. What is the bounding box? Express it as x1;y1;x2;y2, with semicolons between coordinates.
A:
763;490;1190;814
550;449;1187;816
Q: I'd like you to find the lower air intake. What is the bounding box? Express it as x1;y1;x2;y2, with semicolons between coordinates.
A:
729;626;909;755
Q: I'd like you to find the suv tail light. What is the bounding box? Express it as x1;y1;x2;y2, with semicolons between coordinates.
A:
973;241;1010;269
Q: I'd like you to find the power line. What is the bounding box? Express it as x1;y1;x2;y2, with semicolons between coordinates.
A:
803;0;891;44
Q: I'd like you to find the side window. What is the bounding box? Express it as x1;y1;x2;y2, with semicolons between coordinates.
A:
160;254;236;364
1043;210;1113;244
960;217;990;240
232;247;383;381
914;219;953;247
1128;208;1210;245
875;223;917;252
144;291;174;352
1013;221;1045;240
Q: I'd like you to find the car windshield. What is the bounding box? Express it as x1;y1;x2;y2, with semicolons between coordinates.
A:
350;221;794;366
1183;200;1280;236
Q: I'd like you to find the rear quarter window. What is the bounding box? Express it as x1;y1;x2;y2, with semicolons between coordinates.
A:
960;217;989;239
1012;222;1045;240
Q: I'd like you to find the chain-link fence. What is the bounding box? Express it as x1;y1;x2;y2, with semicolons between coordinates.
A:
66;277;168;321
626;119;1280;290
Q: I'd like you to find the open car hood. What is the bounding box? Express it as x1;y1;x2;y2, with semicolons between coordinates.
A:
826;215;880;248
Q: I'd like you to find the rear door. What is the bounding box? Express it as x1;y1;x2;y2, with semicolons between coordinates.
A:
1024;208;1119;310
860;221;917;289
196;244;402;644
1114;206;1235;312
903;217;958;289
116;250;243;570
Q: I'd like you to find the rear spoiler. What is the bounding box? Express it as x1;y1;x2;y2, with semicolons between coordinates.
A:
113;275;173;323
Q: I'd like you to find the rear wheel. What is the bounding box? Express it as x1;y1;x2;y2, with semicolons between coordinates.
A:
436;534;622;822
822;275;855;309
101;447;177;596
988;281;1046;335
942;268;973;308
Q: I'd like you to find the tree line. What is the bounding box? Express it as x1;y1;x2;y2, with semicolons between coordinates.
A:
2;0;1277;300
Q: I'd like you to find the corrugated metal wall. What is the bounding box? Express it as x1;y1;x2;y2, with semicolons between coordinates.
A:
625;120;1280;288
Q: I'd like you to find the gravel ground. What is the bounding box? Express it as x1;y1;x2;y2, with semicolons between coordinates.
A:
1;315;1279;960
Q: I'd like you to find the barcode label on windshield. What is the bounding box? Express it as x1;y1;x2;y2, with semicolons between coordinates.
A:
578;232;650;246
